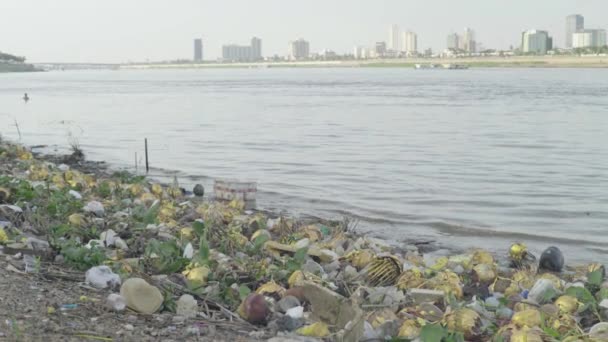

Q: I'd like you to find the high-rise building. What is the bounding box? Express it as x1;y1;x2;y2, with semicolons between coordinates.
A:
403;31;418;54
222;37;262;62
375;42;387;56
463;28;476;53
288;39;310;60
572;29;607;48
447;33;460;50
251;37;262;60
389;24;400;51
521;30;552;54
566;15;585;48
353;46;364;59
193;39;203;62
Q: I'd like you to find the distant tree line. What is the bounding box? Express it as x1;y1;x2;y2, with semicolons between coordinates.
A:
0;51;26;63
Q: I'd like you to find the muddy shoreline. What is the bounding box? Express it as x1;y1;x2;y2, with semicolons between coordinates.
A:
1;141;607;341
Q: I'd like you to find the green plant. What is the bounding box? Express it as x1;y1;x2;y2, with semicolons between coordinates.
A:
192;220;210;265
112;171;145;184
132;202;160;225
161;291;177;313
285;247;308;273
46;189;83;219
95;181;113;199
144;239;189;274
419;324;465;342
59;240;107;271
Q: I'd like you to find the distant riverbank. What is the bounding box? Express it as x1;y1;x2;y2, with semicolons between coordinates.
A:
0;62;41;73
120;55;608;70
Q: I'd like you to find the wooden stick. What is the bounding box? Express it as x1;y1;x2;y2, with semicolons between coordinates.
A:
144;138;149;173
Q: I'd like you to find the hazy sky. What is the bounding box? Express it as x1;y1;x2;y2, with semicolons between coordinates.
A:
1;0;606;63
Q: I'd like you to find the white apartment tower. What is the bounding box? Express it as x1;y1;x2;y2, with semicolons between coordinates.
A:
403;31;418;55
389;24;400;51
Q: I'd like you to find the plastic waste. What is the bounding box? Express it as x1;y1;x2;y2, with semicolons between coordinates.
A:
120;278;163;314
85;266;121;289
106;293;127;312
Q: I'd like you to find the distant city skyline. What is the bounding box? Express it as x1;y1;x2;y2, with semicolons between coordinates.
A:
1;0;607;63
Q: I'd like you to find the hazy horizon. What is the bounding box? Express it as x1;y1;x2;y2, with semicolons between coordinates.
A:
1;0;607;63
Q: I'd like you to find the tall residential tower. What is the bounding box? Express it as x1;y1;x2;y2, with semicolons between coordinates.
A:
403;31;418;55
193;39;203;62
288;39;310;60
389;25;400;51
566;15;585;48
522;30;552;54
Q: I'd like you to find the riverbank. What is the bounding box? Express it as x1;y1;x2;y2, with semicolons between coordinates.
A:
1;140;607;341
0;62;41;73
119;55;608;70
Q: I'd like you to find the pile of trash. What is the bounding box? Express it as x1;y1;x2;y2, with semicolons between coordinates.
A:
1;141;608;341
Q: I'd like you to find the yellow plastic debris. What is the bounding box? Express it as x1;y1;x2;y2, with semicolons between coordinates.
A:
296;322;330;338
555;296;578;314
182;266;210;286
0;228;8;244
28;165;49;181
343;249;374;270
0;187;9;202
444;308;480;338
288;271;304;288
369;309;399;328
151;183;163;196
431;270;463;299
429;256;449;271
256;281;286;297
398;320;421;339
180;227;194;240
473;263;497;283
17;150;33;160
47;306;56;314
158;202;178;223
509;242;528;261
367;255;403;286
549;314;577;334
250;229;271;242
51;174;66;188
397;268;424;290
129;183;144;196
167;186;182;199
302;225;322;242
512;270;536;289
471;249;494;266
68;213;86;227
139;192;157;204
83;174;96;188
510;328;543;342
512;309;542;328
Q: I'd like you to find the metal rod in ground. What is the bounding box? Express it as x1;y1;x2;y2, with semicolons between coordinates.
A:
14;119;22;140
135;152;138;174
144;138;149;173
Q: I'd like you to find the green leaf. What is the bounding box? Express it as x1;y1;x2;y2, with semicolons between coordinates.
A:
596;288;608;301
239;285;251;300
294;247;308;264
566;286;597;314
545;327;561;338
587;270;603;287
192;220;205;237
420;324;448;342
540;287;558;302
253;234;269;251
142;202;160;224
